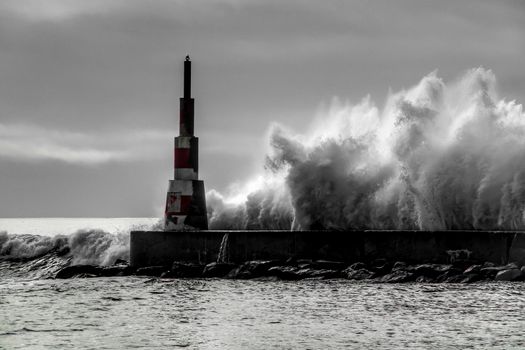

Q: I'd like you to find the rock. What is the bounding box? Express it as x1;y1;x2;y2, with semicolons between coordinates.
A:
413;264;449;279
295;268;340;279
55;265;102;279
444;275;465;283
285;257;298;266
435;268;463;283
74;273;98;278
504;262;521;270
296;259;312;265
392;261;407;271
415;275;435;283
495;268;523;281
251;276;280;282
343;267;374;280
100;265;134;277
135;266;167;277
113;258;129;266
267;266;302;280
480;266;506;278
483;261;496;268
167;262;204;278
226;260;280;279
348;262;367;270
463;264;482;274
312;260;346;270
202;262;236;278
370;262;392;277
460;273;484;283
378;270;416;283
159;271;172;278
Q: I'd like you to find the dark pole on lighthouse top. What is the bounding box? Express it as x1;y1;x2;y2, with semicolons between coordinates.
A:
184;55;191;98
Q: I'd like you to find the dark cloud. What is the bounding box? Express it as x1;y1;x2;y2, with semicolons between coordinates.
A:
0;0;524;216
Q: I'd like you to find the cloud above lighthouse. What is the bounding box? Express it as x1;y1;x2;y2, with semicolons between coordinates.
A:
0;0;524;217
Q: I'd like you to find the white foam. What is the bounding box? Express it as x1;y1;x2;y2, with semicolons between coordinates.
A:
208;68;525;230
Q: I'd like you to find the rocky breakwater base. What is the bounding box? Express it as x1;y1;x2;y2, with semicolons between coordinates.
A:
53;229;525;282
55;257;525;283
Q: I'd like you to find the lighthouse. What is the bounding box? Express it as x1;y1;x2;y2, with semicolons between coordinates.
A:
164;55;208;230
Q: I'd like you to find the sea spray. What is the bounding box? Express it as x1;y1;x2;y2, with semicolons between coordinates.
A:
0;230;130;265
207;68;525;231
217;233;229;263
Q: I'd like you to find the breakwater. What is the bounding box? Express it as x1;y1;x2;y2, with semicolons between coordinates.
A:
130;230;525;267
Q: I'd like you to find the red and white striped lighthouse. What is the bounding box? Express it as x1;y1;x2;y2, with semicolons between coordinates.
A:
164;55;208;230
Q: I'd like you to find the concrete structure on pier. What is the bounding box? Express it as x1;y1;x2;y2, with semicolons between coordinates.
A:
130;230;525;267
164;56;208;230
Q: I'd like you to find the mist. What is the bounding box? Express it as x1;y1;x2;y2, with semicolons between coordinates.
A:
208;68;525;231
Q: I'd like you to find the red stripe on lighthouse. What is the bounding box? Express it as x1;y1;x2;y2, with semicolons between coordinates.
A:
165;194;193;215
175;148;191;168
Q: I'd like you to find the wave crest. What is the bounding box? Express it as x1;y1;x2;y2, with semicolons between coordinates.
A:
208;68;525;230
0;229;129;266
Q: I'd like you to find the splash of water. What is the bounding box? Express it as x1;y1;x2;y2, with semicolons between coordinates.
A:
0;230;130;265
217;233;230;263
208;68;525;231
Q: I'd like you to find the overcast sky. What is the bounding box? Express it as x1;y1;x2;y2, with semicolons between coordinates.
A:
0;0;524;217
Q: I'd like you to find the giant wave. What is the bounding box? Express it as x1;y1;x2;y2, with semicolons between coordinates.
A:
208;68;525;231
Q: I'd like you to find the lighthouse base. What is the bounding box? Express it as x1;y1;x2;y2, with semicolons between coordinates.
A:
164;179;208;230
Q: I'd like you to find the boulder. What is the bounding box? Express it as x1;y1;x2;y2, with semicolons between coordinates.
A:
378;270;416;283
135;266;167;277
504;262;521;270
285;257;298;266
435;268;463;283
202;262;236;278
343;268;374;280
415;275;435;283
480;266;506;278
460;273;484;283
295;268;340;279
495;268;523;281
73;273;98;278
463;265;482;275
312;260;346;270
226;260;280;279
370;263;392;277
113;259;129;266
348;262;367;271
55;265;102;279
413;264;450;279
296;259;312;265
445;275;465;283
267;266;302;280
100;265;134;277
392;261;407;271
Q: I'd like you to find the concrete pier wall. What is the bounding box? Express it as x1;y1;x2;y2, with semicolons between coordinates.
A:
130;230;525;267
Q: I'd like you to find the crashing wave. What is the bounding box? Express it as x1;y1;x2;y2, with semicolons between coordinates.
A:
0;229;133;279
208;68;525;231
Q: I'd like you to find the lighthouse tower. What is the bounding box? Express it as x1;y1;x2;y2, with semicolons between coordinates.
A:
164;55;208;230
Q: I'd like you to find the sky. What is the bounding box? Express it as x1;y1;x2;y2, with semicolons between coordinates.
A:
0;0;524;217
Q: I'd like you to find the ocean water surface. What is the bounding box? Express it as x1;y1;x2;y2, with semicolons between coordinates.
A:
1;218;524;349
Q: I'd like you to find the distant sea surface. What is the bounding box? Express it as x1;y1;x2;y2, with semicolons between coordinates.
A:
1;218;524;349
0;217;160;236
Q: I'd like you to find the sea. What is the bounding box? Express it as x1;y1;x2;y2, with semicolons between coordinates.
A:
1;218;524;350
